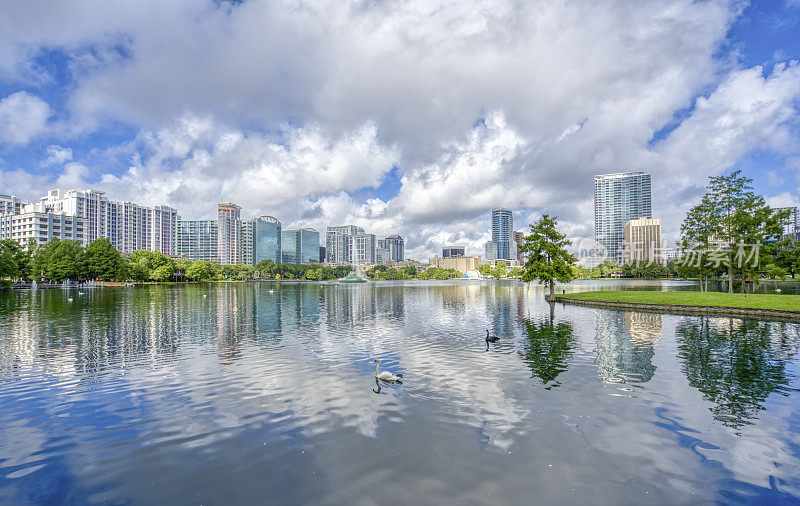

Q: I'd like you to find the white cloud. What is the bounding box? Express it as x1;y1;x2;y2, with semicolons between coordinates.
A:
42;145;73;166
0;91;50;144
2;0;800;258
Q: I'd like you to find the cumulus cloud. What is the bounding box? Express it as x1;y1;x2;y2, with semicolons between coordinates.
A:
1;0;800;258
0;91;50;144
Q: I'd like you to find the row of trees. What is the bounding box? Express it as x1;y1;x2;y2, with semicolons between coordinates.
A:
0;237;355;285
364;264;463;280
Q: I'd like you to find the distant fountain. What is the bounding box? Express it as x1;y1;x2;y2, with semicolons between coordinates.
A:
31;280;37;290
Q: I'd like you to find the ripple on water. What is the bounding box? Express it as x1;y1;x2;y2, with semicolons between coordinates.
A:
0;281;799;503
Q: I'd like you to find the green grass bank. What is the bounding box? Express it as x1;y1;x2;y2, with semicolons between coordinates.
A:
559;290;800;313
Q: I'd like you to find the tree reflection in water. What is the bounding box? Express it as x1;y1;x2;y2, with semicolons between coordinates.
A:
518;317;576;389
676;317;800;429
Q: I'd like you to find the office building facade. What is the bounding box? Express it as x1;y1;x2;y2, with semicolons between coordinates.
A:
255;216;282;264
484;208;515;261
442;246;465;258
429;255;482;272
217;203;242;265
281;228;320;265
594;172;652;263
623;218;662;264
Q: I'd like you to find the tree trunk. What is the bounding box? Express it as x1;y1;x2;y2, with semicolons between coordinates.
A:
728;254;733;293
549;279;555;299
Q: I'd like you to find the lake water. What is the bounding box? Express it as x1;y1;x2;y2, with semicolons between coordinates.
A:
1;280;799;504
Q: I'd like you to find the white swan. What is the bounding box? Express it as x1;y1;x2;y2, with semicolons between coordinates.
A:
67;298;73;302
373;359;402;382
776;288;782;293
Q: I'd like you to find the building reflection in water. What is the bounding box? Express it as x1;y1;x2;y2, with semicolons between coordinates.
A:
518;317;576;389
676;316;800;428
594;310;661;385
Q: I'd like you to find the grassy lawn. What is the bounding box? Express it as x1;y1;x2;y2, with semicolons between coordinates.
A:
562;290;800;312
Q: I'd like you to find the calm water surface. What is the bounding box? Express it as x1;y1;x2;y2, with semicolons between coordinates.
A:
1;280;799;504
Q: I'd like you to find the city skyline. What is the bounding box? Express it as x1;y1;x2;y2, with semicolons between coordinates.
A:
1;2;800;260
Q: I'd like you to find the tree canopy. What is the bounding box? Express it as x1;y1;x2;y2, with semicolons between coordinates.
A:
519;214;577;298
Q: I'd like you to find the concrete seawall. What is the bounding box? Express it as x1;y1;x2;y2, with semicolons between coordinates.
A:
554;296;800;322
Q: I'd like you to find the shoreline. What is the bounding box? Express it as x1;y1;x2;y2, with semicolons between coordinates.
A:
556;293;800;321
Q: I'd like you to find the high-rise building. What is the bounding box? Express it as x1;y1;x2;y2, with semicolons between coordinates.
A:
255;216;281;264
319;246;326;263
281;228;320;265
376;246;390;264
594;172;652;263
442;246;465;258
326;225;363;264
21;189;178;255
150;205;180;256
352;233;377;265
623;218;662;264
217;203;242;265
0;194;25;215
484;241;498;261
300;228;320;264
383;235;405;262
513;231;525;263
177;220;218;262
485;208;515;261
241;219;256;265
326;225;360;263
0;212;87;248
776;206;798;237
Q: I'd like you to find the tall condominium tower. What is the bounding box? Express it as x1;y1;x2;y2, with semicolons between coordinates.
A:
326;225;363;263
255;216;281;264
382;235;405;262
218;203;242;265
594;172;652;263
24;188;178;255
241;219;256;265
486;208;515;260
775;206;798;237
177;220;219;262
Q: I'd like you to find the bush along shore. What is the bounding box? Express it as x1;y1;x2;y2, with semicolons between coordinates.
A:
557;290;800;320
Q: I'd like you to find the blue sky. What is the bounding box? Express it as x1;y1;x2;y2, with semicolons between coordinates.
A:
1;0;800;258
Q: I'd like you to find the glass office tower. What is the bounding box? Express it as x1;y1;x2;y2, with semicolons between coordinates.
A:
594;172;652;264
491;208;514;260
281;228;321;264
255;216;281;264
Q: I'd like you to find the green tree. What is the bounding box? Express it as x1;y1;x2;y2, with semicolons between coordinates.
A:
476;263;493;278
519;214;577;299
701;170;784;293
47;240;84;281
83;238;128;280
0;239;24;281
129;250;175;282
186;260;220;281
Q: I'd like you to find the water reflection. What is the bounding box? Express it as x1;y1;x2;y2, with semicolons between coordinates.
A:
1;282;800;503
518;317;576;389
676;316;800;428
594;311;660;385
